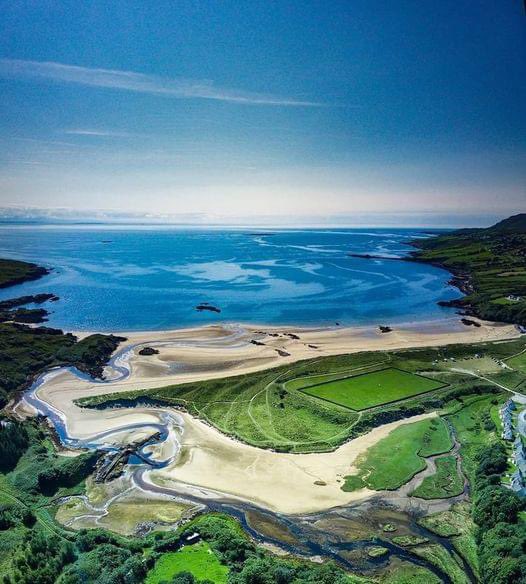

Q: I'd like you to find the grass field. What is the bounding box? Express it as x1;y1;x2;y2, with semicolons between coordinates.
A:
80;337;526;453
411;455;464;499
295;368;446;411
145;542;228;584
506;349;526;374
342;417;453;491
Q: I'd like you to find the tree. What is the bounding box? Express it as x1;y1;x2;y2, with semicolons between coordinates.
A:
172;574;195;584
479;522;526;584
472;485;523;530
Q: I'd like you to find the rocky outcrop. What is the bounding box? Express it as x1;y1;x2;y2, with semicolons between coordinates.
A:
138;347;160;356
195;303;221;313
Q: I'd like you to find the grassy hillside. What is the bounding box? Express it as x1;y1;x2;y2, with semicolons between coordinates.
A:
411;213;526;325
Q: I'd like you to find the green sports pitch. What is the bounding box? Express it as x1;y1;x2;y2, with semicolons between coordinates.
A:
295;367;446;411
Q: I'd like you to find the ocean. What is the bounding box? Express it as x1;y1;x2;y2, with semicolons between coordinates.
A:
0;225;460;331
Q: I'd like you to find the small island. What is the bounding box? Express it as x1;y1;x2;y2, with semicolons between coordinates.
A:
138;347;160;356
195;303;221;313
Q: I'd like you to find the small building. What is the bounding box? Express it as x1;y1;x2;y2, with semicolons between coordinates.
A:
510;470;524;493
514;437;526;475
507;295;522;302
500;399;516;416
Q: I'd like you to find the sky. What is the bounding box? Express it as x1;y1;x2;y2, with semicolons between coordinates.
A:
0;0;525;227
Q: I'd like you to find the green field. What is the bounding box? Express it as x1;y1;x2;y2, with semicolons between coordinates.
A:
506;349;526;374
411;455;464;499
79;337;526;453
296;368;446;411
343;417;453;491
145;542;228;584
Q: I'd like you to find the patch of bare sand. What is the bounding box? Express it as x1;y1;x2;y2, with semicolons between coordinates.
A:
149;411;437;514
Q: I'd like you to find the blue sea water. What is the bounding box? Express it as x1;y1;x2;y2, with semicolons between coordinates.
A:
0;226;460;331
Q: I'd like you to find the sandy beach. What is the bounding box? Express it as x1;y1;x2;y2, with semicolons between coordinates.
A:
78;316;518;391
15;316;519;514
148;410;437;514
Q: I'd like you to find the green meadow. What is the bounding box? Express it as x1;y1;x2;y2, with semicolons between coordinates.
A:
411;455;464;500
145;542;228;584
294;367;446;411
343;417;453;491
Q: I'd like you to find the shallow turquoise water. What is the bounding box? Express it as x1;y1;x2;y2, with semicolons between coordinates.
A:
0;226;460;331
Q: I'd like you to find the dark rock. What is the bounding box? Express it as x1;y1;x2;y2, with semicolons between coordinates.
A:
138;347;160;356
349;253;402;261
195;303;221;313
11;308;49;324
0;293;58;310
461;318;481;328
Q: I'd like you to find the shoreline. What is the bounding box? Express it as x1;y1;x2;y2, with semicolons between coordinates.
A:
73;315;520;365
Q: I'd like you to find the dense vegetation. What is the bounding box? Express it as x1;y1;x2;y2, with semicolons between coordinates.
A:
470;442;526;583
0;259;49;288
0;323;125;408
0;418;30;473
411;213;526;325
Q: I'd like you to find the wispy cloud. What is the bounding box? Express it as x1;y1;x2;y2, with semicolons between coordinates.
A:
62;128;135;137
0;59;323;106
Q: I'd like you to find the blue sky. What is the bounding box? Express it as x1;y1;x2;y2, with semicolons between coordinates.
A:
0;0;524;226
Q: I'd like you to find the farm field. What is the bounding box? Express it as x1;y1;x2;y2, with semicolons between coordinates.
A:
295;367;447;411
342;417;453;491
145;542;228;584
